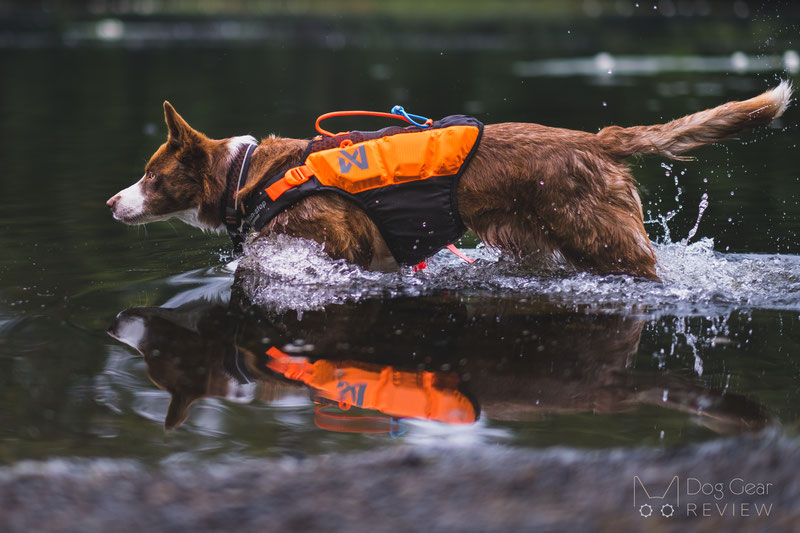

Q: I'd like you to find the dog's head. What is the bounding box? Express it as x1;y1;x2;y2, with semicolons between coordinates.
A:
107;102;229;231
107;304;245;429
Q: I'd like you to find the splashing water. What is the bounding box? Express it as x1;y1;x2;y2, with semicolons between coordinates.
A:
235;231;800;318
227;165;799;317
644;162;689;245
683;193;709;244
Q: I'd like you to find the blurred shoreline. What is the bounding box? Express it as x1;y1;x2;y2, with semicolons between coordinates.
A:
2;433;798;532
1;1;798;53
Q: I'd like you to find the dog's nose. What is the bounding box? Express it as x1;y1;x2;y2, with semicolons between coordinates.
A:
107;195;119;209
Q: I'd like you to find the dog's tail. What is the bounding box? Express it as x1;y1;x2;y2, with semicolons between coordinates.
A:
597;81;792;160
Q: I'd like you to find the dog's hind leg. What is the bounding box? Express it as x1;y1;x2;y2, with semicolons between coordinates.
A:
458;128;657;278
543;152;661;280
546;195;659;280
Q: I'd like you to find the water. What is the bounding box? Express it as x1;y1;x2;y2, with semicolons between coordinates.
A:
238;233;800;316
1;17;800;465
92;234;797;460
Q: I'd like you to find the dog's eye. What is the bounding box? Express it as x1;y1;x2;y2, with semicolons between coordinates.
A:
143;171;161;190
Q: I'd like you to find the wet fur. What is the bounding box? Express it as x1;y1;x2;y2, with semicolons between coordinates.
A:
109;83;792;280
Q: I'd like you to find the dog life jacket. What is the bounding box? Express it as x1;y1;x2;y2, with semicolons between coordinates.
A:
232;115;483;265
265;347;477;424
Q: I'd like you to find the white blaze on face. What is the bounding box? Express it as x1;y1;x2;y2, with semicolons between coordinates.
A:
109;315;146;352
110;175;211;230
111;174;149;223
110;134;258;231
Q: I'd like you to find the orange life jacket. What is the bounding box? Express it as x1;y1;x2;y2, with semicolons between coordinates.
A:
265;347;477;425
236;115;483;265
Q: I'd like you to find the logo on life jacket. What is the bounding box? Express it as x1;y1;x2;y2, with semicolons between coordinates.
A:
337;145;369;173
338;380;367;406
264;346;477;424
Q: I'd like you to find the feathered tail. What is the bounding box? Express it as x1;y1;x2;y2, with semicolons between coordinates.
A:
598;81;792;160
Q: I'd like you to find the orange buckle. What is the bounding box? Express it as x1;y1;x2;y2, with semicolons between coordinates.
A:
266;165;314;201
286;165;314;186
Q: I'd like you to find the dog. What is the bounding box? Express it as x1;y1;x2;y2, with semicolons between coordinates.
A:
107;82;792;280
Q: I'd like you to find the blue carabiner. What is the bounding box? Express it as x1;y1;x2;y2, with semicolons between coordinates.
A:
391;105;432;128
388;417;407;438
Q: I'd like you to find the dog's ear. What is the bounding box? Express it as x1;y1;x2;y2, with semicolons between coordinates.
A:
164;390;193;430
163;101;202;147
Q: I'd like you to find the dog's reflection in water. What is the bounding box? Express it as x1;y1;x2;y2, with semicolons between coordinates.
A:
108;295;769;435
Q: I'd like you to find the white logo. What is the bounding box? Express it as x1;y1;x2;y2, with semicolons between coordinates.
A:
634;476;679;518
633;475;775;519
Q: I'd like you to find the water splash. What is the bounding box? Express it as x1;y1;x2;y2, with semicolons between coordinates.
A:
683;193;709;244
228;170;789;320
644;162;687;244
235;233;800;317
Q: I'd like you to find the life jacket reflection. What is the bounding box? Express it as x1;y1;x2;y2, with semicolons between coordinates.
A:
265;347;477;426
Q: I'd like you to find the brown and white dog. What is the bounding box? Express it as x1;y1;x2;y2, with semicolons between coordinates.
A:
107;83;791;280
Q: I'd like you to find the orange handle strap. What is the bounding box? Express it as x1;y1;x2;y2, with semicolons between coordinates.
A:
315;110;428;137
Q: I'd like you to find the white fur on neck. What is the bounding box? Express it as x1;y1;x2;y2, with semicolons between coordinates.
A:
168;208;225;233
226;134;258;165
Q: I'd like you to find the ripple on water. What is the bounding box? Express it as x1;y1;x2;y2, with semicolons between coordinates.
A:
234;234;800;317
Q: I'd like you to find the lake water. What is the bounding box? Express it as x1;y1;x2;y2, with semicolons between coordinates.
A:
1;20;799;464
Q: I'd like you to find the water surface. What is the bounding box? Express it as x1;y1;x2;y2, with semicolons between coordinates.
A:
1;28;799;464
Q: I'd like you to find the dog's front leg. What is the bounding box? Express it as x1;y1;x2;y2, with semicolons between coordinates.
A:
261;193;390;270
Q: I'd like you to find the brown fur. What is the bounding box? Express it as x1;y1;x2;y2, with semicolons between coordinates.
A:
109;85;792;280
